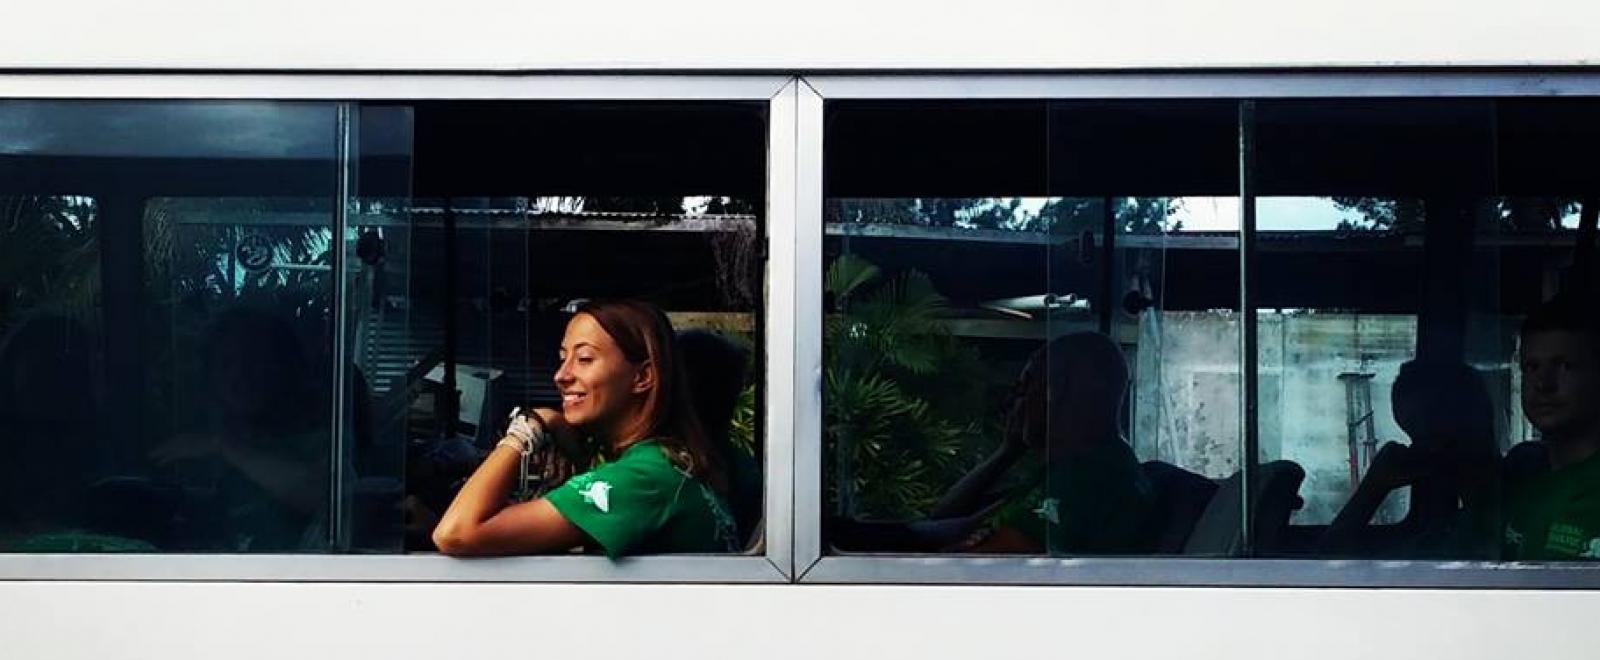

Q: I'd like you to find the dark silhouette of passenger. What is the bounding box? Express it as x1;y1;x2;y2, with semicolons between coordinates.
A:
677;329;762;548
938;331;1156;555
150;307;330;551
1503;301;1600;560
1320;360;1501;558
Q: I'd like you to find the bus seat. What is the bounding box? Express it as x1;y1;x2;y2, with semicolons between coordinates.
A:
1183;460;1306;556
1140;460;1221;554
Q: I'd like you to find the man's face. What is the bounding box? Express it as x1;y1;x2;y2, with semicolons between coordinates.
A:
1520;330;1600;440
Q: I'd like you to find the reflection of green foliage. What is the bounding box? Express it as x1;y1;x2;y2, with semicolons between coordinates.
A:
1331;198;1426;233
143;199;334;434
144;198;332;316
0;196;334;443
1332;197;1579;233
1035;197;1181;235
826;197;1181;235
0;196;100;336
728;383;758;458
825;254;990;519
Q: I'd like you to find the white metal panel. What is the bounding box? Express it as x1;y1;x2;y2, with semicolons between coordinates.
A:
801;556;1600;588
0;554;785;582
0;74;790;99
1;581;1596;660
806;72;1600;99
5;0;1600;71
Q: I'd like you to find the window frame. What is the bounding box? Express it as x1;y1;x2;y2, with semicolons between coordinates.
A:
796;71;1600;588
0;73;798;583
8;71;1600;587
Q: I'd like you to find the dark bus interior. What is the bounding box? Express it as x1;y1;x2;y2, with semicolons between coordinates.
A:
2;96;1597;560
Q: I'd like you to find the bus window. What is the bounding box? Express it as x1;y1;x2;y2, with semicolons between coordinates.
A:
0;99;770;558
822;100;1246;557
0;100;341;553
1255;98;1600;561
351;102;767;555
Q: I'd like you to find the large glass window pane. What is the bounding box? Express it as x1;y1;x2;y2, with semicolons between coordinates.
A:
1253;98;1600;562
351;102;767;555
1493;98;1600;563
0;101;340;552
1048;102;1244;558
822;100;1241;557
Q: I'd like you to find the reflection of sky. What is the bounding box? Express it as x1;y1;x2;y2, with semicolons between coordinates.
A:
1192;197;1367;231
849;196;1368;232
842;197;1594;232
0;101;340;159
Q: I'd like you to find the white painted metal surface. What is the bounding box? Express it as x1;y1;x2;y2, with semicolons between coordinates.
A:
3;0;1599;71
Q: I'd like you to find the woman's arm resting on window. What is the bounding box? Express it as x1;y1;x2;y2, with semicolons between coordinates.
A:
432;445;588;556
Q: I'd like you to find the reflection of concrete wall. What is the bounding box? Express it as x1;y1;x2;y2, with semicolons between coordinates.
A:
1131;311;1424;524
1259;314;1416;524
1132;311;1242;481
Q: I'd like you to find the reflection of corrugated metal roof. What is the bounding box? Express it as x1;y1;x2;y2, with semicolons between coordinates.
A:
407;206;755;220
378;209;759;232
826;222;1581;251
168;208;760;231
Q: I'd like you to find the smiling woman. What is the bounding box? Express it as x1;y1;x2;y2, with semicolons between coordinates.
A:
431;299;739;557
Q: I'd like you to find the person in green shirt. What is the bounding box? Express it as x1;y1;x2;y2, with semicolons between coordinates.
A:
1504;301;1600;560
1318;360;1503;559
935;331;1157;555
433;299;738;558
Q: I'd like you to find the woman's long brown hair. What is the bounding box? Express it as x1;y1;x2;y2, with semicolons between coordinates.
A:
574;299;728;494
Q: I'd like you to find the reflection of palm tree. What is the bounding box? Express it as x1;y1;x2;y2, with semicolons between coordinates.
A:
144;198;332;314
0;196;100;337
1332;196;1579;233
824;254;988;519
140;198;336;462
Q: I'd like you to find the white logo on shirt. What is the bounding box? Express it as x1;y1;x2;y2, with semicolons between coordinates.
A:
580;480;612;513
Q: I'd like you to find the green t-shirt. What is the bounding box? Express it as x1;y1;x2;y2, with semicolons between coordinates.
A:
546;440;738;558
1504;451;1600;561
996;440;1157;555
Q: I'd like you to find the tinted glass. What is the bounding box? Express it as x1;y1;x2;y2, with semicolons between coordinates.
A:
351;102;767;554
0;99;768;557
822;100;1243;557
0;101;339;552
1255;98;1600;561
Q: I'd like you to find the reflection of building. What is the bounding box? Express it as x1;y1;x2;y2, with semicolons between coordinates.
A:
833;219;1558;526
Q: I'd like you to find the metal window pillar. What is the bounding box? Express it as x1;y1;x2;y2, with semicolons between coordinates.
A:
1237;100;1260;557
